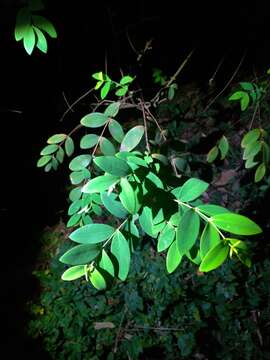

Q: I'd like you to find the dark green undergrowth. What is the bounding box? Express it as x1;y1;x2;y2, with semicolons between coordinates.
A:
28;232;270;360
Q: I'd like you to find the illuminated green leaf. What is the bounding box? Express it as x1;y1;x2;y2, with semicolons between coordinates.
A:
212;213;262;235
69;223;115;244
60;244;100;265
111;231;130;281
61;265;85;281
166;241;182;273
199;242;229;272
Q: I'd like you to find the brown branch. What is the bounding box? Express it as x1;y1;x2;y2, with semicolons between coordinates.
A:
139;99;151;153
146;107;167;141
204;51;246;112
113;306;127;353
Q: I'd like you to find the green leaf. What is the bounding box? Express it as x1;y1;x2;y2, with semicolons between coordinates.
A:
81;112;108;128
82;174;119;193
70;169;90;185
212;213;262;235
68;199;81;215
40;144;58;155
119;178;137;214
32;15;57;38
92;71;103;81
229;91;245;100
207;146;219;163
51;157;58;171
243;141;262;160
218;136;229;160
99;249;114;277
240;82;254;91
120;75;134;85
157;223;176;252
197;204;230;216
47;133;67;144
166;241;182;273
101;81;111;99
95;80;103;90
61;265;85;281
23;25;36;55
56;147;65;163
69;155;91;171
69;223;115;244
111;231;130;281
109;120;125;143
245;158;259;169
33;27;47;53
100;137;116;155
177;178;209;202
37;155;51;167
60;244;100;265
200;223;220;258
262;141;270;164
65;136;75;157
139;206;156;237
177;209;200;254
94;156;131;176
67;213;81;227
115;86;128;97
90;268;106;290
101;192;128;218
241;129;260;148
199;242;229;272
44;163;52;172
145;172;164;189
80;134;99;149
127;155;148;168
120;126;144;152
15;7;31;41
105;102;121;117
227;238;248;251
255;163;266;183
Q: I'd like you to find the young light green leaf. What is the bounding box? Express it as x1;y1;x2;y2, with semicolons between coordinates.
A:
92;71;103;81
197;204;230;217
218;136;229;160
69;223;115;244
37;155;51;167
60;244;100;265
80;134;99;149
47;133;67;144
101;192;128;218
120;126;144;152
243;141;261;160
40;144;58;155
101;81;111;99
81;112;109;128
177;209;200;255
99;249;114;277
82;174;119;193
245;158;259;169
90;268;106;290
119;177;138;214
100;137;116;155
212;213;262;235
69;155;91;171
94;156;131;177
177;178;209;202
61;265;85;281
229;91;245;101
15;7;31;41
207;146;219;163
115;86;128;97
241;129;260;148
157;223;176;252
23;25;36;55
109;120;125;143
105;102;121;117
199;242;229;272
227;238;248;251
200;223;220;258
120;75;134;85
33;26;47;53
166;241;182;273
65;136;74;157
111;231;130;281
32;15;57;38
255;163;266;183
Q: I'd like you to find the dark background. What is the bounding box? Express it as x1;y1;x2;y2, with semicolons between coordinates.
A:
1;1;270;357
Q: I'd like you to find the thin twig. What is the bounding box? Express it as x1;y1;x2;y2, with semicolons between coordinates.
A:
139;99;151;152
60;87;95;122
146;107;167;141
204;51;247;112
248;101;259;131
91;120;110;157
114;306;127;353
62;91;74;113
129;325;184;332
208;56;225;87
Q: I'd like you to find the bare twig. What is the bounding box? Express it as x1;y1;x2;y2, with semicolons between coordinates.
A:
129;325;184;332
208;56;225;87
60;87;95;122
114;306;128;353
248;101;259;131
146;107;167;141
91;120;110;157
204;51;247;112
139;99;151;152
62;91;74;113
